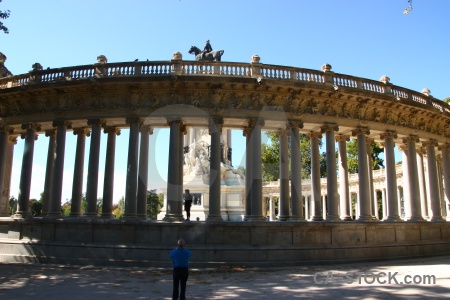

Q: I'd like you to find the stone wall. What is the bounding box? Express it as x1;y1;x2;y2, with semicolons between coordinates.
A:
1;219;449;267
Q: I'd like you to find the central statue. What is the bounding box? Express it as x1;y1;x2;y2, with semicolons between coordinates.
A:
188;40;224;62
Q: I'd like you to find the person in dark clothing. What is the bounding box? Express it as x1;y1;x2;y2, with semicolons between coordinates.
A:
184;189;193;221
201;40;213;60
170;239;192;300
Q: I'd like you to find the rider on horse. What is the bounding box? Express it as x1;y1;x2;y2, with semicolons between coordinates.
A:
201;40;213;60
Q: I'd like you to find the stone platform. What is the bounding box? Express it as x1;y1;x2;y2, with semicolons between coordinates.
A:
0;218;449;267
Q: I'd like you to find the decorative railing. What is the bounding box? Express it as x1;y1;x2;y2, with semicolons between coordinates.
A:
0;60;446;114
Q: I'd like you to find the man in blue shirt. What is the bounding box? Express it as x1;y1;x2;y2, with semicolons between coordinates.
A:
170;239;192;300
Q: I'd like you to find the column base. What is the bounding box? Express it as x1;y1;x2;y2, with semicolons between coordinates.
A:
407;216;426;222
43;213;62;218
311;216;324;221
341;216;354;221
384;216;402;222
356;215;375;222
101;213;116;218
278;215;290;221
163;214;184;222
206;214;224;222
13;212;30;219
289;216;306;222
246;215;266;222
325;215;341;222
430;216;445;222
69;212;82;217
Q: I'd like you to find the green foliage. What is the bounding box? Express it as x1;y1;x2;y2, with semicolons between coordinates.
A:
261;131;326;181
112;196;125;218
29;199;42;216
0;0;10;34
346;139;384;174
146;190;163;220
443;97;450;104
8;195;17;215
61;200;71;217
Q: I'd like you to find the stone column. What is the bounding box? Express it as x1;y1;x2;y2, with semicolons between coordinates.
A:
416;147;429;219
399;145;409;219
208;117;224;221
336;134;352;221
269;196;275;221
227;129;232;166
381;188;387;220
290;122;304;221
304;196;309;220
352;127;372;221
0;136;17;216
41;130;56;216
70;128;90;217
248;118;265;221
243;125;253;220
124;117;143;218
85;119;103;217
309;131;323;221
101;126;121;218
48;120;71;216
15;122;40;218
164;118;184;221
404;135;425;222
137;125;153;219
423;140;443;221
380;131;401;222
0;126;11;216
322;123;340;221
366;138;376;219
278;128;290;221
439;144;450;219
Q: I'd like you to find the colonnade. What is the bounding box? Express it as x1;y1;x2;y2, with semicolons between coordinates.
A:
0;117;449;223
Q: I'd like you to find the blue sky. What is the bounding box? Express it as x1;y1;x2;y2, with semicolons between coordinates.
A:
1;0;449;203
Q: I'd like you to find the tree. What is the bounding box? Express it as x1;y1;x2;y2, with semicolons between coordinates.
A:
8;195;17;215
443;97;450;104
29;199;42;216
347;139;384;174
112;196;125;218
146;189;163;220
0;0;10;34
261;131;326;181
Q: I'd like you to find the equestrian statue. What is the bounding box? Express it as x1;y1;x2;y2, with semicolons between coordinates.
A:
189;40;224;62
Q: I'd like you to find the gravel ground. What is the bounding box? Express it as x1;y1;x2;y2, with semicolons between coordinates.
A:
1;255;450;299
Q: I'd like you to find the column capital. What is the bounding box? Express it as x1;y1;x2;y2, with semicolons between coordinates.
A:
208;117;224;135
416;147;427;155
0;125;13;134
243;126;252;137
320;123;339;133
438;143;450;151
52;120;72;129
422;139;438;148
380;130;397;140
366;137;375;145
140;125;154;135
73;127;91;137
402;135;419;144
21;122;41;131
351;126;370;136
248;118;265;128
335;134;350;143
398;144;408;152
126;116;145;127
21;132;39;140
8;135;18;144
288;120;304;129
87;118;105;127
308;131;323;139
45;129;56;137
276;128;291;137
103;126;121;135
166;117;183;126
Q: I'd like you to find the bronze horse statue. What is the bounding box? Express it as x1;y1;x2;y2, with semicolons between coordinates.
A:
188;46;224;62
